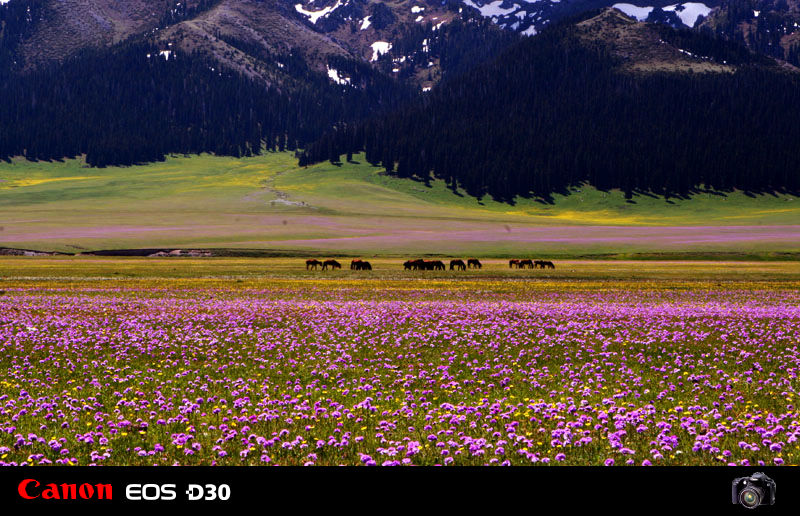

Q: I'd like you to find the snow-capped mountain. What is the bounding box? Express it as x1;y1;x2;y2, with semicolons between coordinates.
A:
4;0;798;83
289;1;719;37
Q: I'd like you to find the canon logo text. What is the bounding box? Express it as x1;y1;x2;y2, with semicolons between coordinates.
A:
18;479;112;500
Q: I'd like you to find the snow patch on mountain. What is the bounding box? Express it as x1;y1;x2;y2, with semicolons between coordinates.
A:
613;3;713;27
370;41;392;61
662;3;713;27
327;66;351;85
463;0;521;17
146;51;174;61
295;1;344;24
612;3;653;21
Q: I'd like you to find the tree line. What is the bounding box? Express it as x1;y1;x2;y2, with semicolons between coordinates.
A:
0;39;419;167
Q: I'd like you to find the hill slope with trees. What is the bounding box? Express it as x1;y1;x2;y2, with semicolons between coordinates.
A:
300;9;800;202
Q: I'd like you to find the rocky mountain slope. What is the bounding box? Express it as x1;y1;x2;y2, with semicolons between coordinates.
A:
7;1;800;80
700;0;800;64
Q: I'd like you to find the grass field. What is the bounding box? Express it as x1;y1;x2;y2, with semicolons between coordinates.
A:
1;257;799;466
1;153;799;256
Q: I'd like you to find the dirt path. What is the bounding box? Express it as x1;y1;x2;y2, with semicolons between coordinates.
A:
266;168;310;208
243;165;311;208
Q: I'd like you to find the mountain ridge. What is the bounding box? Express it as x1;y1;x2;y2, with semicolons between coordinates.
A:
6;0;800;79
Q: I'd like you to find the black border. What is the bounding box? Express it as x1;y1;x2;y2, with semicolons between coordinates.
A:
0;466;796;512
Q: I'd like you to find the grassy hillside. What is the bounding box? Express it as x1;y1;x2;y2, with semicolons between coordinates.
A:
1;152;799;256
278;156;800;225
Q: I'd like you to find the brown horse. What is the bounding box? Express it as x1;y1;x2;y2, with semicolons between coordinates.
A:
450;259;466;271
509;259;520;269
306;259;322;270
404;259;425;270
519;259;534;269
467;258;482;269
322;259;341;271
350;259;363;270
542;260;555;269
353;260;372;270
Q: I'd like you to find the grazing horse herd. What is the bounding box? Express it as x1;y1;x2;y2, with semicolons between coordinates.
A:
403;258;486;271
404;259;445;270
509;259;555;269
306;259;341;270
305;257;555;271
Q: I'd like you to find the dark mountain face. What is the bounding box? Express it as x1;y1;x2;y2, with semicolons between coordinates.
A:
564;0;800;66
0;1;518;166
8;1;800;84
0;1;723;72
301;8;800;202
0;1;217;70
700;0;800;65
0;1;519;90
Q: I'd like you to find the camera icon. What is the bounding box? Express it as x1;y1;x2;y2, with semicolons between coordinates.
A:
732;472;776;509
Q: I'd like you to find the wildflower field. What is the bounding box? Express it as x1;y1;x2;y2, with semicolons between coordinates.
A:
1;257;800;466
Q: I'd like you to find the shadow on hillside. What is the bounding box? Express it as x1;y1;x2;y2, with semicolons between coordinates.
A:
374;171;799;206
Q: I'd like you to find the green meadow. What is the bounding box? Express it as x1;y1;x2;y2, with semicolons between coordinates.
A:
1;152;798;256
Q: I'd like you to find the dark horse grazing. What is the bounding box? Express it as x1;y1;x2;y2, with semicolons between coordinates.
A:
404;259;443;270
467;258;482;269
352;260;372;270
509;259;520;269
542;260;555;269
351;259;363;270
450;259;466;271
404;259;424;270
418;260;445;270
519;259;534;269
306;259;322;270
322;259;341;271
